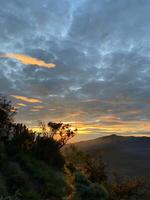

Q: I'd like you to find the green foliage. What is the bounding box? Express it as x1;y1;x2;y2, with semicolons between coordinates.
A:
13;152;68;199
5;162;28;193
0;147;68;199
0;175;7;195
19;189;41;200
0;142;7;165
64;145;149;200
0;196;19;200
43;172;67;198
64;145;107;184
73;172;108;200
0;191;21;200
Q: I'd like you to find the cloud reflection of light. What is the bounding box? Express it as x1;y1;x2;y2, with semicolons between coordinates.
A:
0;53;56;68
11;95;42;103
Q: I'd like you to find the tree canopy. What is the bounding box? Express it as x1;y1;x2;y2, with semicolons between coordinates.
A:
39;121;77;148
0;95;16;128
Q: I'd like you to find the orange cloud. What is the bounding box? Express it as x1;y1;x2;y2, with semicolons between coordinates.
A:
0;53;56;68
11;95;42;103
98;114;121;122
16;103;27;107
75;120;150;135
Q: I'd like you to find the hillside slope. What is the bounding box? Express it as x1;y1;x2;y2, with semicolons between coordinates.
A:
0;141;68;199
74;135;150;182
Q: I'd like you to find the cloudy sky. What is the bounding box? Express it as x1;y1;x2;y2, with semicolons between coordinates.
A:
1;0;150;141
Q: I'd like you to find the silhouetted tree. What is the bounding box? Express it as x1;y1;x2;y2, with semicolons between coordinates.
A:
33;135;65;168
39;122;77;148
11;124;35;150
0;95;16;128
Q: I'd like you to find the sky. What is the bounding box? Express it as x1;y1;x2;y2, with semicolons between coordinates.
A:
0;0;150;141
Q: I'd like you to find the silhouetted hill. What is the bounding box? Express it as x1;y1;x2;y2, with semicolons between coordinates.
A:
74;134;150;183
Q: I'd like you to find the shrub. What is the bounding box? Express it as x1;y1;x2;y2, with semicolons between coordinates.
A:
13;152;68;199
73;172;109;200
0;191;21;200
4;162;28;194
64;145;107;184
0;142;7;166
19;188;41;200
33;136;64;168
107;173;147;200
42;172;67;198
7;128;35;155
0;175;7;195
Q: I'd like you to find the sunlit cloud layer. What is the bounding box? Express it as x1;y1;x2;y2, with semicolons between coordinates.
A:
11;95;42;103
0;53;56;68
16;103;27;107
75;120;150;135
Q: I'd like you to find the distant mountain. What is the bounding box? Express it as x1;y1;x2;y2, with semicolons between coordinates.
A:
74;134;150;183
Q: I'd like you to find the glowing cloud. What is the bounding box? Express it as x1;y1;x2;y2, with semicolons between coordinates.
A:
0;53;56;68
11;95;42;103
16;103;27;107
75;119;150;135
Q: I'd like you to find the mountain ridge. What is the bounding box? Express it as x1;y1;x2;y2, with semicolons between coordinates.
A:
73;134;150;184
